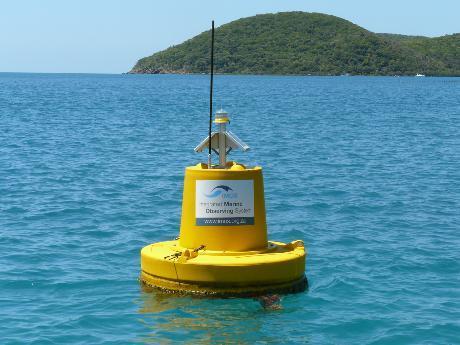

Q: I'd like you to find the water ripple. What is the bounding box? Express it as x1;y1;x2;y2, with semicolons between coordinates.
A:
0;74;459;344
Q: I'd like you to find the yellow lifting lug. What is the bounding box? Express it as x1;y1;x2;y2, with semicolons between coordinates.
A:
177;245;206;263
283;240;305;251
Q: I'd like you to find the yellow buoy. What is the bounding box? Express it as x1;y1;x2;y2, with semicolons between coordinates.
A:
140;109;307;297
140;21;306;297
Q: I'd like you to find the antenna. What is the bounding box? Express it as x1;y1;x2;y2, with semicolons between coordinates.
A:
208;20;215;169
194;21;248;166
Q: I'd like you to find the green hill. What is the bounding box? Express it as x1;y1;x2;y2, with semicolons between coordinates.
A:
378;33;459;74
130;12;460;76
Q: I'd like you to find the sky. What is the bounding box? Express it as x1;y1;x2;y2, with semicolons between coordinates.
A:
0;0;458;73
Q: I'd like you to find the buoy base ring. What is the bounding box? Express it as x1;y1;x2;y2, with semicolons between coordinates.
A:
140;239;307;297
140;271;308;298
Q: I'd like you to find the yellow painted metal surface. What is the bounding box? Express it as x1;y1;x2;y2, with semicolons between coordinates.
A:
140;161;307;296
179;163;268;251
213;117;229;123
140;240;307;296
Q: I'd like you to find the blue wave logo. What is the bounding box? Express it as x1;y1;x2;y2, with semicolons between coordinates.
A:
205;185;233;198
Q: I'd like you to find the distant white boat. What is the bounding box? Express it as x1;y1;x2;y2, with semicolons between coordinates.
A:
415;73;425;77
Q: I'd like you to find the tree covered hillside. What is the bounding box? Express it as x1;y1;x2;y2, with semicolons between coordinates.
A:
130;12;459;76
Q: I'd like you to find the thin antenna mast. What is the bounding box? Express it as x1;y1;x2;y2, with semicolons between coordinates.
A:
208;20;215;168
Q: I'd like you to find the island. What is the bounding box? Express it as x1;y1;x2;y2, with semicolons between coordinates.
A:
129;12;459;76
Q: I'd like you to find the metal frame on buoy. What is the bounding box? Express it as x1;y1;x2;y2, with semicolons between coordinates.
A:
194;109;250;168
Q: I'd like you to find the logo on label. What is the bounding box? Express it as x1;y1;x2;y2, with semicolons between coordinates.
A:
204;185;233;198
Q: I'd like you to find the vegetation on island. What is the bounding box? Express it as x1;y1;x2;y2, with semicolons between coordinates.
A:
130;12;460;76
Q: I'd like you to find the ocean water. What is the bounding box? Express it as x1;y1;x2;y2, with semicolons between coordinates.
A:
0;73;459;344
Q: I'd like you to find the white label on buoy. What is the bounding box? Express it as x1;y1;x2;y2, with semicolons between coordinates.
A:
195;180;254;226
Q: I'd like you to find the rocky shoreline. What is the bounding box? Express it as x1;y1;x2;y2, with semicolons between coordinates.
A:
128;68;191;74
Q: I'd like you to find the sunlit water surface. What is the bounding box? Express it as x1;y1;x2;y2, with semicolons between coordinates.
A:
1;73;459;344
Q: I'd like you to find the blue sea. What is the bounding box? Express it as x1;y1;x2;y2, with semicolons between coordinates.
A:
1;73;459;344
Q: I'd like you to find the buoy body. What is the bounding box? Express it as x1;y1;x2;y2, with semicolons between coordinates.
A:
179;163;267;251
140;162;307;296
